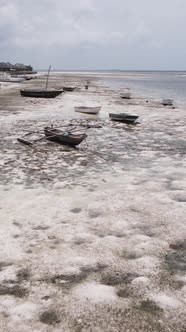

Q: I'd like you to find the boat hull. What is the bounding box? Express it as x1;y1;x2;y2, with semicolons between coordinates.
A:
20;90;63;98
75;106;101;114
162;99;173;106
0;78;25;83
44;127;87;147
120;93;132;99
63;87;76;92
109;113;139;123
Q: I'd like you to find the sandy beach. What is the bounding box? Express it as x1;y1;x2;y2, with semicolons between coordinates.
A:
0;72;186;331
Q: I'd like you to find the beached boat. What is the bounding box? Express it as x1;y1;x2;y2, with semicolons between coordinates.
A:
162;99;173;106
75;106;101;115
11;75;33;81
44;127;87;146
120;87;131;99
20;89;63;98
0;73;25;83
109;113;139;123
20;65;63;98
63;87;76;92
120;92;132;99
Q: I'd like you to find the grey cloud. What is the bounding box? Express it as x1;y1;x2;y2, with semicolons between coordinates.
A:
0;0;186;69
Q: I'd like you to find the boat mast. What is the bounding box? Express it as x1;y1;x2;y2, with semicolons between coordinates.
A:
45;65;51;90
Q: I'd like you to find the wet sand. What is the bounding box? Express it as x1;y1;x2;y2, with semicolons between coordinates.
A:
0;72;186;331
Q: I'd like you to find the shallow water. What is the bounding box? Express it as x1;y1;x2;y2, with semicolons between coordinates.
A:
103;71;186;106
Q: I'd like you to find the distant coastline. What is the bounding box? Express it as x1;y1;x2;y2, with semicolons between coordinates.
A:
36;69;186;73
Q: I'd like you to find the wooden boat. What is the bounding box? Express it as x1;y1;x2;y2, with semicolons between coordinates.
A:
20;65;63;98
44;127;87;146
20;89;63;98
109;113;139;123
75;106;101;115
162;99;173;106
63;87;76;92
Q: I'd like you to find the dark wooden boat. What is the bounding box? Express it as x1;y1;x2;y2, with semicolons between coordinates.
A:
44;127;87;146
20;89;63;98
62;87;76;92
162;99;173;106
109;113;139;123
20;65;63;98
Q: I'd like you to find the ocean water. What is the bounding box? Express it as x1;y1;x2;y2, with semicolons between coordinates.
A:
103;71;186;106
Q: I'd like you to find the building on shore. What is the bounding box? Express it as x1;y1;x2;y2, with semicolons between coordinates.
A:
0;62;34;73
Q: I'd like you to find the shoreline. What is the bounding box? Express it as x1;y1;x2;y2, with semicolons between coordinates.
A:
0;73;186;331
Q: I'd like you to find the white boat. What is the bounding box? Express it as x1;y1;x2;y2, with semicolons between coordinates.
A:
75;106;101;114
120;92;132;99
162;98;174;106
11;74;33;81
0;73;25;83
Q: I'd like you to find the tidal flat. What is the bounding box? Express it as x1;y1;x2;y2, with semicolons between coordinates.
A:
0;72;186;331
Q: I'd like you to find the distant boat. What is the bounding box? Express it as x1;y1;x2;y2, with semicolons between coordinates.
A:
75;106;101;115
0;73;25;83
20;89;63;98
120;87;131;99
44;127;87;146
109;113;139;123
11;75;34;81
120;92;132;99
63;87;76;92
162;99;173;106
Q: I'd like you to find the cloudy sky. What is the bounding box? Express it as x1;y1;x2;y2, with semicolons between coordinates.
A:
0;0;186;70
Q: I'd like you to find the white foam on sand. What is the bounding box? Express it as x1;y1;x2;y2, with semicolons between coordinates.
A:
73;282;117;303
9;302;39;322
152;293;182;309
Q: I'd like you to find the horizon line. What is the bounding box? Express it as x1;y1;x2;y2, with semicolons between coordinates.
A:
34;69;186;72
